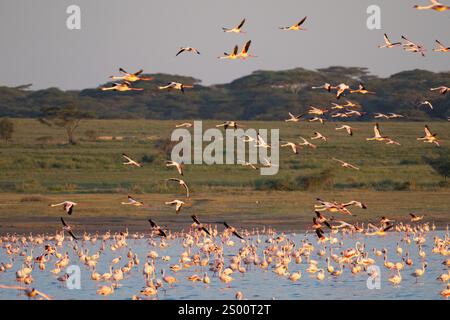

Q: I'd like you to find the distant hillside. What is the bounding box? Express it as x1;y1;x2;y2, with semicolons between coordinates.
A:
0;67;449;120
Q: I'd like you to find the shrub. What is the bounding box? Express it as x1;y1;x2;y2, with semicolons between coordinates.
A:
154;138;177;158
141;154;156;164
20;195;47;202
399;159;419;165
371;179;410;191
84;129;97;141
253;178;295;191
438;181;449;188
63;183;78;192
334;182;366;189
15;180;46;193
0;118;14;143
51;162;66;169
131;184;143;194
423;150;450;181
289;164;302;170
295;169;335;191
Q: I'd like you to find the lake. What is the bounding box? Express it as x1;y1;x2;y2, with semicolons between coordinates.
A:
0;230;448;300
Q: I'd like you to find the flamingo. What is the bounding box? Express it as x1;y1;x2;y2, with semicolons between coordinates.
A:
414;0;450;11
176;47;200;56
238;40;257;59
49;201;76;215
279;16;307;31
222;18;246;33
218;45;240;60
158;82;193;93
378;33;401;48
101;81;144;92
109;68;153;82
417;125;440;146
433;40;450;52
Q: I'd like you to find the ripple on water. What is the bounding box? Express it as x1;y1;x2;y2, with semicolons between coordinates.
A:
0;231;447;300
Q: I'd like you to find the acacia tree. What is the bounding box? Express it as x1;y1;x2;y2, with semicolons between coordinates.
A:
0;118;14;143
39;105;92;144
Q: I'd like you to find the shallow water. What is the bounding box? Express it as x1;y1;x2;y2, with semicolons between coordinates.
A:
0;231;448;300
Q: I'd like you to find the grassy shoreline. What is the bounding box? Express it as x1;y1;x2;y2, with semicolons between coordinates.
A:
0;119;449;233
1;119;449;193
0;190;448;234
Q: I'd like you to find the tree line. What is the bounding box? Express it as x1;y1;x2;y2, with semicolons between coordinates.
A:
0;67;449;120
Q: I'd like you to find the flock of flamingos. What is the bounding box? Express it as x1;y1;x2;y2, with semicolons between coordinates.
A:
1;1;450;300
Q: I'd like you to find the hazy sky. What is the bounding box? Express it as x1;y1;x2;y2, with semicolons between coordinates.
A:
0;0;449;90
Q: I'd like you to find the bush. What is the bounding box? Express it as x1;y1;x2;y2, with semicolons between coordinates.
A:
15;180;46;193
154;138;177;158
295;169;335;191
64;183;78;192
0;118;14;143
371;179;410;191
289;163;305;170
253;178;295;191
334;182;366;189
141;154;156;164
20;195;48;202
84;129;97;141
252;169;336;191
438;181;449;188
51;162;67;169
399;159;419;165
423;150;450;181
131;184;144;194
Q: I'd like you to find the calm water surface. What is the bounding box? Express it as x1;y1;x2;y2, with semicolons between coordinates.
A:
0;231;448;300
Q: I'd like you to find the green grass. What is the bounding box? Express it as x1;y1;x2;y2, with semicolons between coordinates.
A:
0;119;449;232
0;119;449;193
